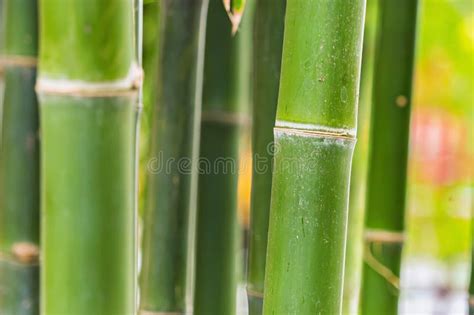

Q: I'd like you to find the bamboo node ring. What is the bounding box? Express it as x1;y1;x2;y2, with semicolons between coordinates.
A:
0;55;38;68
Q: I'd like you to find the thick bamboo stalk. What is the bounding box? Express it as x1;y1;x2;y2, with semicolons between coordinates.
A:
139;0;209;313
342;0;377;313
37;1;139;314
262;1;366;314
360;0;419;314
193;1;251;314
0;1;39;314
246;1;286;314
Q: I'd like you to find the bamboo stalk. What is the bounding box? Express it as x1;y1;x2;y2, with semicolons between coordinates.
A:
0;0;39;314
360;0;419;314
37;1;139;314
193;1;252;314
342;0;377;313
246;0;286;314
139;0;209;313
262;1;366;314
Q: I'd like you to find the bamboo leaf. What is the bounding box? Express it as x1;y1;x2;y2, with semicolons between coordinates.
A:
223;0;246;35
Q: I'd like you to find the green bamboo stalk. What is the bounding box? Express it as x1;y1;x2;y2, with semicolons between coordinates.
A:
193;1;252;314
139;0;209;313
37;1;139;314
246;1;286;314
262;1;366;314
0;1;39;314
360;0;419;314
342;0;377;313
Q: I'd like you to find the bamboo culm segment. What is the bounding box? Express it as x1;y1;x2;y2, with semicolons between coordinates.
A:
194;0;251;313
263;1;366;314
40;96;136;315
360;0;418;314
38;1;138;314
39;0;133;82
0;67;39;315
247;0;286;314
0;0;39;314
139;0;208;313
342;0;378;312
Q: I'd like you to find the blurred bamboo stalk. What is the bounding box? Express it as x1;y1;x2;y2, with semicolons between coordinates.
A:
342;0;378;313
246;0;286;314
193;1;252;314
262;1;366;314
0;0;39;314
139;0;209;313
360;0;419;314
37;1;140;314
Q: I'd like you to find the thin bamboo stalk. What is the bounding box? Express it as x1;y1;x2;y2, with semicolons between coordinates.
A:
262;1;366;314
139;0;209;313
193;1;252;314
0;0;39;314
360;0;419;314
37;1;139;314
342;0;377;313
246;1;286;314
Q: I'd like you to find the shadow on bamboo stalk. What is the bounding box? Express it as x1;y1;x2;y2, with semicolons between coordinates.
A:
0;1;39;314
360;0;419;314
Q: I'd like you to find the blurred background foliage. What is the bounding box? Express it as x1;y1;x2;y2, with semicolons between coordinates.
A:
407;0;473;262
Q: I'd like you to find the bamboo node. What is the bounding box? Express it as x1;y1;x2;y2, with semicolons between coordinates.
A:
35;63;142;97
12;242;40;264
364;229;405;244
201;110;250;126
0;55;38;68
246;287;264;299
469;295;474;306
274;120;356;141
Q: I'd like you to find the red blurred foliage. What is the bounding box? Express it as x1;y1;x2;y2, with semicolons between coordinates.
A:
410;108;472;186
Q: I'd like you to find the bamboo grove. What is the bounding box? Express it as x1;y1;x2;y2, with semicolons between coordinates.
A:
0;0;470;314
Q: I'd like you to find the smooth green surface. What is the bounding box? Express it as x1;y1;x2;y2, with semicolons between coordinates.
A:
361;0;419;314
342;0;377;313
194;124;240;315
276;0;366;131
39;0;133;81
247;1;286;314
0;261;39;315
263;0;366;314
139;0;208;312
194;1;251;314
40;96;136;315
2;0;38;56
0;67;39;315
263;134;355;314
0;67;39;257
